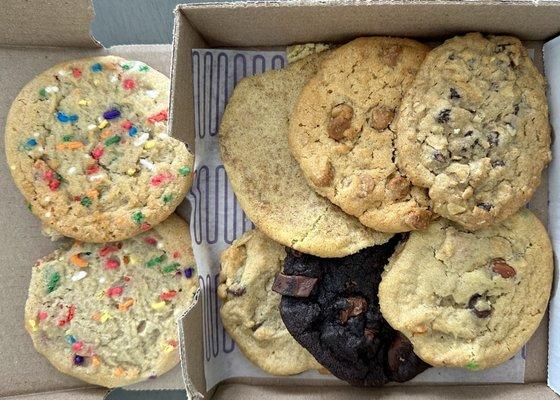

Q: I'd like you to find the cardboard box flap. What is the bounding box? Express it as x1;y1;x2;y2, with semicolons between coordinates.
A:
178;1;560;46
544;34;560;395
0;0;100;48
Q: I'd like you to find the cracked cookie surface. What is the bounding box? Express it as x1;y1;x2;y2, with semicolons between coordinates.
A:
378;209;553;370
276;235;430;386
219;52;391;257
395;33;551;230
218;229;321;375
289;37;433;233
25;214;199;387
6;56;194;242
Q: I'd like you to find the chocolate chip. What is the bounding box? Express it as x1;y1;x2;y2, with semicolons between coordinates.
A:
468;295;492;318
464;130;473;137
251;321;264;331
490;258;516;278
387;332;431;382
339;296;368;324
477;203;493;212
488;132;499;147
449;88;461;100
226;287;246;296
514;104;520;115
272;273;317;298
364;327;376;342
370;106;395;131
436;109;451;124
434;151;446;162
328;103;353;141
492;160;505;167
448;54;456;61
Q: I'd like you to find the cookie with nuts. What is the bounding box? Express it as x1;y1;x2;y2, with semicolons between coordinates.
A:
395;33;551;230
274;234;430;386
379;208;553;370
218;229;321;375
219;51;391;258
289;37;433;233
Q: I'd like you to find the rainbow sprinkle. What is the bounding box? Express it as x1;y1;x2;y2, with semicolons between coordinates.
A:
90;63;103;73
46;271;60;293
178;166;191;176
132;211;144;224
104;135;121;146
146;254;166;268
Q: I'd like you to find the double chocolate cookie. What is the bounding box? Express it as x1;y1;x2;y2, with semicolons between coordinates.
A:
274;236;430;386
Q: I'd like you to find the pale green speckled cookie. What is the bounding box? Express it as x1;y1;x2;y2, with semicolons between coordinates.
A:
379;209;552;370
25;214;198;387
6;55;194;242
218;229;321;375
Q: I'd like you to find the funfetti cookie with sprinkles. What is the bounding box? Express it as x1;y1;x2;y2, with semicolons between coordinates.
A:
5;56;194;242
24;214;198;388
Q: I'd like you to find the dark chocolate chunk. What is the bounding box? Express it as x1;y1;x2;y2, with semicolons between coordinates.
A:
488;131;499;147
492;160;505;167
339;296;368;324
468;295;492;318
449;88;461;100
226;287;246;297
278;235;430;386
272;273;317;297
477;203;493;212
436;109;451;124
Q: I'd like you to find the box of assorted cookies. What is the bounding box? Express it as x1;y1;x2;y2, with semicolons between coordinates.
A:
172;2;560;400
2;1;560;400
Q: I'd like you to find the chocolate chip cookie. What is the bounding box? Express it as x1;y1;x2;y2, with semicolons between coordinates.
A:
395;33;551;230
6;56;194;242
218;229;321;375
219;52;391;257
289;37;433;233
274;236;430;386
25;214;198;387
379;209;553;370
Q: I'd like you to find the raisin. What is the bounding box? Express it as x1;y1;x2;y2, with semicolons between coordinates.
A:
434;151;446;162
488;132;499;147
436;109;451;124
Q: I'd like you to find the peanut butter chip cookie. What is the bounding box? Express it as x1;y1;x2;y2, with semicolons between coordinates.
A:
6;56;194;242
379;209;553;370
396;33;551;230
25;215;198;387
218;229;321;375
219;52;391;258
289;37;433;233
